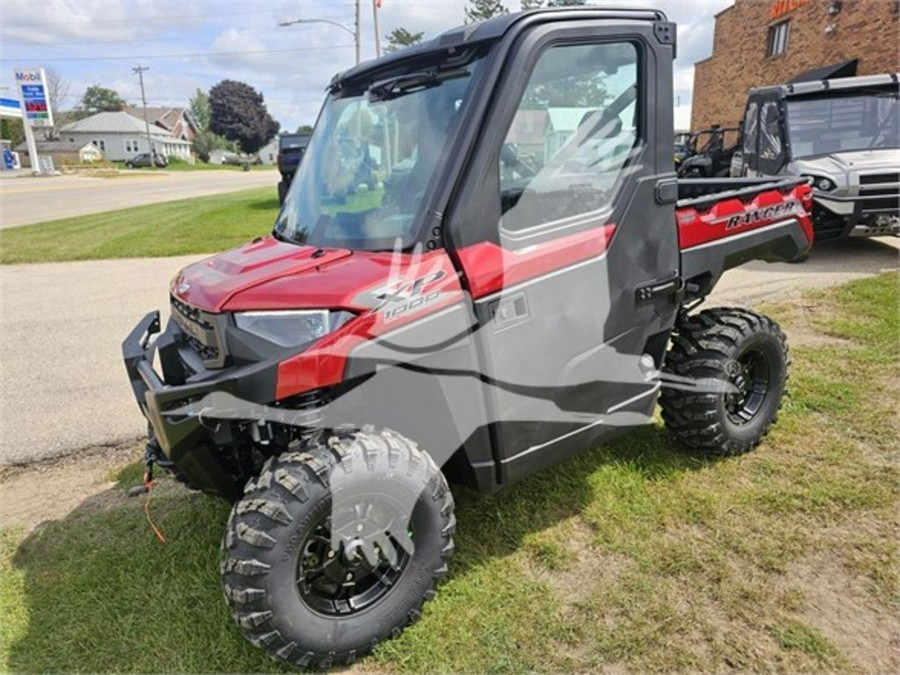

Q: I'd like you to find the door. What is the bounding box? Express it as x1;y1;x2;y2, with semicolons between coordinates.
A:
757;100;787;175
446;21;680;483
738;101;760;176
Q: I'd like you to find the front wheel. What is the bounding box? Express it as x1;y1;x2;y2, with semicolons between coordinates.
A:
660;307;789;456
221;428;455;669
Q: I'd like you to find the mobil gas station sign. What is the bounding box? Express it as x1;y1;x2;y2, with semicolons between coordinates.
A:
14;68;53;127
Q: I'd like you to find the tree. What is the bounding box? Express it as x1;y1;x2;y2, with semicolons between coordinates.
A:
188;88;211;132
296;124;314;133
520;0;544;8
0;119;24;148
79;85;125;114
193;129;237;162
39;69;71;140
548;0;587;4
384;27;425;53
208;80;280;154
465;0;508;23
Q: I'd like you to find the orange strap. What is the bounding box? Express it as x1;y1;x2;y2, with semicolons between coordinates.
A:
143;471;167;544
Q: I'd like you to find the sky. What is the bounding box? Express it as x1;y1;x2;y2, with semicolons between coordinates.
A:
0;0;732;132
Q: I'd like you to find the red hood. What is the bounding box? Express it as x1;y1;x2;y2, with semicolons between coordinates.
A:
171;236;453;313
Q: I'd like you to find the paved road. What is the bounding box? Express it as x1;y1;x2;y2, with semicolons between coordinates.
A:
0;238;897;465
0;170;278;229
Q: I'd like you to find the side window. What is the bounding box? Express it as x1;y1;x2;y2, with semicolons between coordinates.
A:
759;101;782;160
742;103;758;157
498;41;640;234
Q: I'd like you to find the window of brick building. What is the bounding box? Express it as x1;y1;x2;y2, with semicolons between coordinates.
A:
767;21;790;57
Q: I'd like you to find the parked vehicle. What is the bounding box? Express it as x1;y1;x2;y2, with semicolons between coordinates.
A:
673;130;692;164
123;7;814;669
731;73;899;240
675;126;740;178
125;152;167;168
277;132;312;203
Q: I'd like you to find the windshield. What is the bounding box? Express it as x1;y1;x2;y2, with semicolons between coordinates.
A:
275;53;485;251
786;89;899;159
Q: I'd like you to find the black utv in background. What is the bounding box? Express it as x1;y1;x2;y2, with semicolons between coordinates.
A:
277;132;312;203
675;125;739;178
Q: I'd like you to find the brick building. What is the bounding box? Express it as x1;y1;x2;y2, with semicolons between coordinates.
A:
691;0;899;131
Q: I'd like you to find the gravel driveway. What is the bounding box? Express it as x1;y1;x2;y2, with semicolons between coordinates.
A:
0;237;896;465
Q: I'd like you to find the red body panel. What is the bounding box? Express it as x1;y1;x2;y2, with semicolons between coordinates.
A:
457;223;618;299
171;237;353;312
274;253;464;400
676;182;813;249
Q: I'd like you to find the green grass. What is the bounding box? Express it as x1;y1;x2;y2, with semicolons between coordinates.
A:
0;187;279;263
1;273;897;672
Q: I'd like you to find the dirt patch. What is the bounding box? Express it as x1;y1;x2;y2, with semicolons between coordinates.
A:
780;303;856;348
0;443;143;531
781;553;900;672
523;516;630;605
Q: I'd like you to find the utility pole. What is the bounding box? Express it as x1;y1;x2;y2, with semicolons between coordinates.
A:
132;65;154;168
354;0;361;65
372;0;382;58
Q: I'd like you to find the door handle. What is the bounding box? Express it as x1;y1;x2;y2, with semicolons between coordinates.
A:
490;292;529;331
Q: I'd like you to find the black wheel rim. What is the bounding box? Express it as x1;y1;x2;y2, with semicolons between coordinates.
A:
295;496;413;617
725;347;772;426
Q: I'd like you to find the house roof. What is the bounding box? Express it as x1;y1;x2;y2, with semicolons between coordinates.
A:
123;106;198;133
61;111;176;137
547;107;594;133
14;138;98;153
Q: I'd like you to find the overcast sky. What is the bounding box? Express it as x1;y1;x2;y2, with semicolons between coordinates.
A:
0;0;731;132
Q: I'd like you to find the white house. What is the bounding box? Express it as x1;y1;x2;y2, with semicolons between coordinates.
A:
15;138;103;167
59;111;193;162
258;137;278;166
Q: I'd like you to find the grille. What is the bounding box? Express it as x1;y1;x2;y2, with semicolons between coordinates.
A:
171;296;214;330
170;296;222;364
859;172;900;215
859;172;900;186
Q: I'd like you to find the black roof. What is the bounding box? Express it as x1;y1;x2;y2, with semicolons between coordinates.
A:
331;7;668;89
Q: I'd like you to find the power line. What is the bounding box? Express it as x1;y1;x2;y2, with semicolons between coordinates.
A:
0;45;354;63
0;8;342;28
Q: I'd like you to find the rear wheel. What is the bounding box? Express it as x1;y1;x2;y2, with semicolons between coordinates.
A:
221;428;455;669
660;307;789;456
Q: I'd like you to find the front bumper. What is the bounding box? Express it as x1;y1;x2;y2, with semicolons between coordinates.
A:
814;190;900;239
122;310;280;497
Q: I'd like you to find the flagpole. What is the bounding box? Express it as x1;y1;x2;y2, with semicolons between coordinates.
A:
372;0;382;58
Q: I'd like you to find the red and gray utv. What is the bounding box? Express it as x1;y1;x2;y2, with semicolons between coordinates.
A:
123;7;813;669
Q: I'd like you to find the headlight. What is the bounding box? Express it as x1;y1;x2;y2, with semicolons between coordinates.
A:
234;310;354;348
805;175;836;192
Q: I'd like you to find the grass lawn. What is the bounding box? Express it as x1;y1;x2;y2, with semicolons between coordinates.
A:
0;187;279;264
1;273;897;672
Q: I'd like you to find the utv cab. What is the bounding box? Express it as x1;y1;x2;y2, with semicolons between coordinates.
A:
731;73;900;240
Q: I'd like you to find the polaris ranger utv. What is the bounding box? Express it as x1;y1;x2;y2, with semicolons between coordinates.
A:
123;7;813;669
731;73;899;240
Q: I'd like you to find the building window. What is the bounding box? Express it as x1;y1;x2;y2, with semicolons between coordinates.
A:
767;21;790;57
91;139;106;151
125;139;140;153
